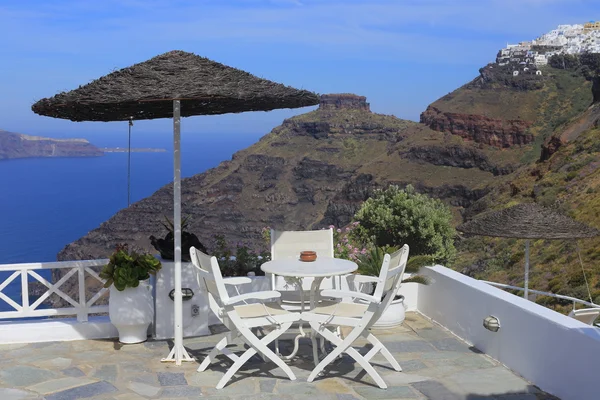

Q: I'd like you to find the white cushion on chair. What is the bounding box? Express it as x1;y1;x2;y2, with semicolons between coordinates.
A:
234;302;291;318
311;301;368;318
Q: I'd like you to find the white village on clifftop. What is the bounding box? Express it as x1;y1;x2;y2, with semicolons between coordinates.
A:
496;21;600;75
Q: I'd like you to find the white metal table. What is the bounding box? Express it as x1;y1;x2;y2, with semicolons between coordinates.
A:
261;257;358;361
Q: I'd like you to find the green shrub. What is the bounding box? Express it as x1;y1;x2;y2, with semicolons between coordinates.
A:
100;244;162;291
352;184;456;264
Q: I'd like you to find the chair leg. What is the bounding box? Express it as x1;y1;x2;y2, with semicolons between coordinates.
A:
239;323;296;380
216;344;260;389
364;332;402;372
198;336;229;372
216;322;296;389
308;322;387;389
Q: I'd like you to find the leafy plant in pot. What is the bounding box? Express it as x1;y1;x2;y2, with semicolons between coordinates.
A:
149;215;207;262
100;244;162;344
355;246;432;328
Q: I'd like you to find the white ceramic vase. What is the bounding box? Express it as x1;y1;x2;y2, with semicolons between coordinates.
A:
372;295;406;329
109;280;154;344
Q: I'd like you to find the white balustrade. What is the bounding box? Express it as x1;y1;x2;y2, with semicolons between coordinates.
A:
0;259;110;322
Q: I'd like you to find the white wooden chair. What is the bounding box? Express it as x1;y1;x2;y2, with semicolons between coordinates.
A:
190;247;300;389
269;228;336;310
568;308;600;326
302;245;409;389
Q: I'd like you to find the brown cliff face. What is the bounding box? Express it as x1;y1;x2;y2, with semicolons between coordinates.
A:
420;106;533;148
0;130;103;160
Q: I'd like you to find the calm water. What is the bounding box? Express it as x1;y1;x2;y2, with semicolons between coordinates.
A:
0;131;261;311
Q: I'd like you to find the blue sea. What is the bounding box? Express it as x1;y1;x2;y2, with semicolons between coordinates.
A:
0;131;262;312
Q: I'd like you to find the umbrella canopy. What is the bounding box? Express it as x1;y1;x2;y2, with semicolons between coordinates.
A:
457;203;600;300
457;203;600;240
32;50;320;121
31;50;320;365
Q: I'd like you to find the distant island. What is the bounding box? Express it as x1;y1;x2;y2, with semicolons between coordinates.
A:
0;129;102;160
103;147;166;153
0;129;166;160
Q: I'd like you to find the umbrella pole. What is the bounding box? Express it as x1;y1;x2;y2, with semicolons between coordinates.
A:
524;240;530;300
162;100;193;364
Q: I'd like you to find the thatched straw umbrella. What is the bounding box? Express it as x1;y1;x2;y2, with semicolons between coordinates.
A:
32;50;320;364
457;203;599;299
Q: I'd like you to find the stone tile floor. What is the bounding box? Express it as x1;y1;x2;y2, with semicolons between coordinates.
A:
0;313;559;400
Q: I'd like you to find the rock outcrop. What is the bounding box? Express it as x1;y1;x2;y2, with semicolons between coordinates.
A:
0;130;103;160
420;106;533;148
319;93;370;111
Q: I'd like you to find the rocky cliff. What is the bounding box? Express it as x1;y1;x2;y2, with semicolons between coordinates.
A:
58;93;508;261
0;130;103;160
420;65;592;161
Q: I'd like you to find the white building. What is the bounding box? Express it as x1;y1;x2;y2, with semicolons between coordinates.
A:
534;54;548;66
497;22;599;69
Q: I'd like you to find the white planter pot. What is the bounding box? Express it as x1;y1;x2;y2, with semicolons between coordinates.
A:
109;280;154;344
372;295;406;329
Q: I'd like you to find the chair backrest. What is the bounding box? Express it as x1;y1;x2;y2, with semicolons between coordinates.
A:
270;228;334;260
568;308;600;325
270;228;335;292
369;244;409;325
190;247;230;318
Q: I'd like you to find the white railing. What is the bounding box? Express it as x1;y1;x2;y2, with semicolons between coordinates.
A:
0;260;110;322
481;280;600;311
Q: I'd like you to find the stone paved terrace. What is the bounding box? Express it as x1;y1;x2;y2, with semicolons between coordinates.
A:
0;313;558;400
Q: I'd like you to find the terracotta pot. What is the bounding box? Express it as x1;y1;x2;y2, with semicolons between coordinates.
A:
300;251;317;262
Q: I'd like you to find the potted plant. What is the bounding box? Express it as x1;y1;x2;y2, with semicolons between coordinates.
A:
100;244;162;343
149;215;207;262
355;246;431;328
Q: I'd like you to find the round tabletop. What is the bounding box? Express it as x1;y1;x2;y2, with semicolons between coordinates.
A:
261;257;357;278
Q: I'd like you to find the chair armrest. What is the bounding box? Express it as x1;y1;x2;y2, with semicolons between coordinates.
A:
320;289;380;305
352;275;381;284
224;290;282;305
223;277;252;286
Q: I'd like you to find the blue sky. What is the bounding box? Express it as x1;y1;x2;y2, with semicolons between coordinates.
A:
0;0;597;138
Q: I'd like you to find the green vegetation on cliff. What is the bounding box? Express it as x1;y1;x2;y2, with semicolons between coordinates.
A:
456;122;600;313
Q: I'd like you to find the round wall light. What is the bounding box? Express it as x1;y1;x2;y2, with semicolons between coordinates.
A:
483;316;500;332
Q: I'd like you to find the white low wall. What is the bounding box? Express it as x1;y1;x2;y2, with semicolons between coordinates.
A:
417;265;600;400
0;316;118;344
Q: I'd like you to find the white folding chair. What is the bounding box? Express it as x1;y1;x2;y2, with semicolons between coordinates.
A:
302;245;409;389
269;228;336;310
190;247;300;389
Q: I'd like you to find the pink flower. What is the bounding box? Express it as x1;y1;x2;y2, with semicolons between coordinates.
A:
329;225;335;229
336;228;342;233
